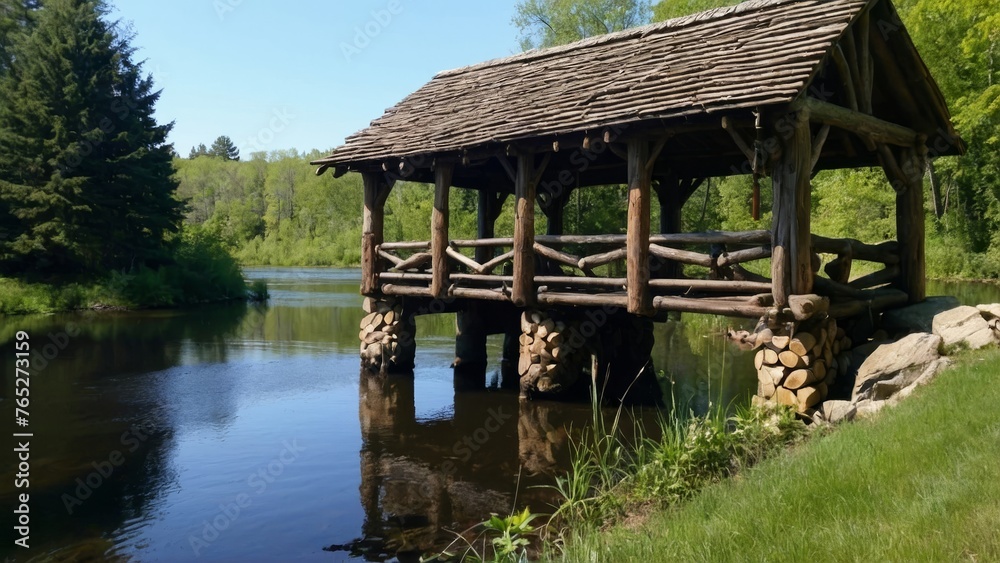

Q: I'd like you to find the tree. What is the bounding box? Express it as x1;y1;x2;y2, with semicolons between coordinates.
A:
513;0;651;50
0;0;39;75
0;0;182;275
209;135;240;161
188;143;209;159
651;0;738;22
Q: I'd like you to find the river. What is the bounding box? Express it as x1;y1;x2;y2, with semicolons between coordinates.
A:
1;269;997;561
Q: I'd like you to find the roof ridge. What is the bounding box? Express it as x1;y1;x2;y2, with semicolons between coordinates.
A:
435;0;804;79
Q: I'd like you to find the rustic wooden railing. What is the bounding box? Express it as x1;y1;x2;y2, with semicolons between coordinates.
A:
374;230;903;319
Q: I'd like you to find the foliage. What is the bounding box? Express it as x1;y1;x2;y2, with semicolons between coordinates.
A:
651;0;738;21
208;135;240;161
0;0;182;276
425;507;541;563
555;349;1000;562
0;0;39;74
512;0;651;50
0;225;252;315
547;396;805;537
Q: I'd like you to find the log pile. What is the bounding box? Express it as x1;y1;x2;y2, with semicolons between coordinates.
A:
359;296;407;371
517;310;584;398
752;315;853;415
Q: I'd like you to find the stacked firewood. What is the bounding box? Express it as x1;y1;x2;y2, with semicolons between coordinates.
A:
359;297;404;370
752;316;852;414
518;311;580;396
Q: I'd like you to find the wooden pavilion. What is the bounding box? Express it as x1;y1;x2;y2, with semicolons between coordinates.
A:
313;0;963;403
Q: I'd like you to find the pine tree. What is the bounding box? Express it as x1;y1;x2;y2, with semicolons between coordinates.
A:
188;143;209;159
0;0;182;275
209;135;240;161
0;0;39;74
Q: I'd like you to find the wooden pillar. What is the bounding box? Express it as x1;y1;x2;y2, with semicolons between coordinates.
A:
771;110;814;308
476;190;495;265
513;154;536;307
544;198;565;236
362;172;393;296
431;164;453;299
654;175;683;279
892;145;927;303
627;139;653;316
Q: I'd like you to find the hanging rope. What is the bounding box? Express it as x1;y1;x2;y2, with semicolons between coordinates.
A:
751;108;764;221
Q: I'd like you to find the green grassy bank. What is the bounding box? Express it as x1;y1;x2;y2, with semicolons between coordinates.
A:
554;348;1000;562
0;231;267;316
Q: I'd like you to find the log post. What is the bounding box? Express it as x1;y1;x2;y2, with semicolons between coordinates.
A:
431;164;453;299
362;172;394;296
513;154;537;307
771;110;814;308
476;189;495;265
544;198;566;236
627;139;653;316
890;145;928;303
653;175;683;279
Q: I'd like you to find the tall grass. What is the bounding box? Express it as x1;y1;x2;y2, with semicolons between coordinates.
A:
545;370;806;557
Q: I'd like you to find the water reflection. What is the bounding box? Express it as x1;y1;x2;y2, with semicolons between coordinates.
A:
7;268;976;561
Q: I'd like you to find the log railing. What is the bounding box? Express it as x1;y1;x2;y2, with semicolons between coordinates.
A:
374;231;904;318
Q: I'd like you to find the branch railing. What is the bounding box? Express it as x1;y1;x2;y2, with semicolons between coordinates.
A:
374;230;904;317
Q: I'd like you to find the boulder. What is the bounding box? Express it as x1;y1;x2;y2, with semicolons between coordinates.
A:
854;399;887;419
881;296;960;334
819;400;857;424
852;333;942;402
932;306;997;350
978;303;1000;321
889;358;951;404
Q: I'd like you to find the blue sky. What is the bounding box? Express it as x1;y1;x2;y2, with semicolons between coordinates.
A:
111;1;522;157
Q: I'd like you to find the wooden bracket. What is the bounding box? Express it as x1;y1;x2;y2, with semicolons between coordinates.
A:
496;155;517;183
531;153;552;188
645;135;672;176
721;116;755;163
810;124;831;174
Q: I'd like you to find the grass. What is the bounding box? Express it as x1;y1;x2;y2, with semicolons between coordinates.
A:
541;377;807;554
552;348;1000;562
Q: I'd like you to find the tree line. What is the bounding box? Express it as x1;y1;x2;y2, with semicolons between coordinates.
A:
0;0;252;311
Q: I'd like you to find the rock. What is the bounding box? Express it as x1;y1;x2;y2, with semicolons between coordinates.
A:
978;303;1000;321
852;333;942;402
932;306;997;350
890;358;951;404
820;400;857;424
881;296;961;334
854;399;887;419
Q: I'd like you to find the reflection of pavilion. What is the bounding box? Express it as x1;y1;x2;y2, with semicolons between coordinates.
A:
346;371;576;560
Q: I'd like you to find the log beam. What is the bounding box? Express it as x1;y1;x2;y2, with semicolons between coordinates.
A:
627;139;654;316
431;164;454;298
792;97;919;148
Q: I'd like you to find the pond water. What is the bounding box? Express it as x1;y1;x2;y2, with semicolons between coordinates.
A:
1;269;996;561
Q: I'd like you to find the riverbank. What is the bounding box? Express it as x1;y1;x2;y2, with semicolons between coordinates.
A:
552;347;1000;561
0;236;268;316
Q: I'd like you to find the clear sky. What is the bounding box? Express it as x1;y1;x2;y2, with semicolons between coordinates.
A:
111;1;522;157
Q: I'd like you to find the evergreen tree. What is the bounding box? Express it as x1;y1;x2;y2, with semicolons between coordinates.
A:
188;143;209;159
0;0;182;275
0;0;39;75
209;135;240;161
